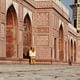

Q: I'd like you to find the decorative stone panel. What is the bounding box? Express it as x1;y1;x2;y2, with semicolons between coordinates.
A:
0;23;5;39
37;12;49;26
36;35;49;46
18;3;23;21
36;27;49;33
1;13;6;24
36;46;51;60
1;0;6;13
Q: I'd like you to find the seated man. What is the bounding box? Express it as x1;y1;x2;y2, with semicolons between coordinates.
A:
29;47;36;64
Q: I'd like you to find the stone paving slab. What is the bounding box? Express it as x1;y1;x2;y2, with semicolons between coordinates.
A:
0;64;80;80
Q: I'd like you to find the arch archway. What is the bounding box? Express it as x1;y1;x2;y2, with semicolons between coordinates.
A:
68;40;70;61
23;14;32;58
6;5;18;57
59;25;64;61
74;41;76;62
65;41;67;62
71;39;73;62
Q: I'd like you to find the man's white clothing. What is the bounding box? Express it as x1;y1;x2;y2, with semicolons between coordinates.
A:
29;50;36;57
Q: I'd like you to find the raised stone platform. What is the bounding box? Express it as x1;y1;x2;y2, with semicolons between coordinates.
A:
0;58;29;64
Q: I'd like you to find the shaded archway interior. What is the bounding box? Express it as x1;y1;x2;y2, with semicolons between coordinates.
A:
54;38;57;60
23;14;32;59
71;39;73;62
74;41;76;62
6;5;18;58
59;25;64;61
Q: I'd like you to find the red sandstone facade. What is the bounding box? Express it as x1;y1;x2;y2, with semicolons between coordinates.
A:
0;0;78;64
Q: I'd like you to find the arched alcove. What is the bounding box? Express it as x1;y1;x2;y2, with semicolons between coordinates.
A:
6;5;18;57
59;25;64;61
74;41;76;62
71;39;73;62
68;40;70;61
23;14;32;59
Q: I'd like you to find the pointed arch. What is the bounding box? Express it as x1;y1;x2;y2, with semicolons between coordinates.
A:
59;24;64;61
6;5;18;25
24;13;31;27
6;5;18;57
6;1;18;17
23;13;32;59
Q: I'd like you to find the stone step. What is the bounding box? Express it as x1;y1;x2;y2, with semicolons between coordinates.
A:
0;58;29;64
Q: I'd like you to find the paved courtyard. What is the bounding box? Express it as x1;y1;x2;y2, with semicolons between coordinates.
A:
0;64;80;80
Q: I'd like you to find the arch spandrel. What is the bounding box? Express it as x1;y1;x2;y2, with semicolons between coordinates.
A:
23;7;32;23
6;0;18;17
